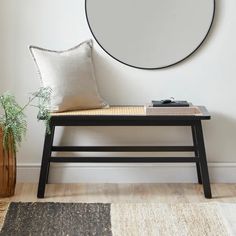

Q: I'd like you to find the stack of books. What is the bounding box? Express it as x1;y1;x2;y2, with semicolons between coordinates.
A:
152;100;189;107
145;100;199;115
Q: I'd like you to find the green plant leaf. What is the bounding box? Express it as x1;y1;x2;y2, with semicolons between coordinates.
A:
0;87;52;152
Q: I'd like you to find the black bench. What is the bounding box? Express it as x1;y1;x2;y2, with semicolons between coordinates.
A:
37;106;212;198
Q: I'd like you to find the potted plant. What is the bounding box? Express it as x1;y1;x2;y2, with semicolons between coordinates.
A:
0;87;51;197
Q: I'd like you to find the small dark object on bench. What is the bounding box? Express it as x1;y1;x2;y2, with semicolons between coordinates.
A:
152;100;190;107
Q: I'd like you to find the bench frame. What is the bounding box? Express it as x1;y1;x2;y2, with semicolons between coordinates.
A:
37;106;212;199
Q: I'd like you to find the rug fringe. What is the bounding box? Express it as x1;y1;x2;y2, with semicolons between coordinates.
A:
0;202;9;231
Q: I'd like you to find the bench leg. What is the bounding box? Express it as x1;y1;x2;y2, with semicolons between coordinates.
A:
191;125;202;184
194;121;212;199
37;125;55;198
45;161;51;184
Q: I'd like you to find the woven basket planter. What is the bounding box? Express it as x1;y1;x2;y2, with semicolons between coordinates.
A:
0;128;16;197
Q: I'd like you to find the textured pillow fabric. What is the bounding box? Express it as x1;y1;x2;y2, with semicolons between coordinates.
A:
30;40;108;112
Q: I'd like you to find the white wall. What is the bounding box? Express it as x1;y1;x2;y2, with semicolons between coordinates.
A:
1;0;236;183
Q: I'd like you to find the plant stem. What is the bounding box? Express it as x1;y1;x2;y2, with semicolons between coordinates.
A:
15;95;37;116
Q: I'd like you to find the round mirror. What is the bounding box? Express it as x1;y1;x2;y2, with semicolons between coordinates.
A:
85;0;215;69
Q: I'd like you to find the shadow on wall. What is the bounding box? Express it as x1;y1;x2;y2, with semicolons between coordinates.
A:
55;126;192;148
91;45;151;105
204;112;236;163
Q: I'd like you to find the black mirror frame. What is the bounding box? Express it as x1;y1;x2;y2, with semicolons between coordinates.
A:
85;0;216;70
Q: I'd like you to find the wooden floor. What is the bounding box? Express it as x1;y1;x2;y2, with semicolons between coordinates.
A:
1;183;236;203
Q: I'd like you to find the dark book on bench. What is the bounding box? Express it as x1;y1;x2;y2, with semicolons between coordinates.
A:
152;100;190;107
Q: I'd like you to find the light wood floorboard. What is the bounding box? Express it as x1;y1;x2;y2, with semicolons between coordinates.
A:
1;184;236;203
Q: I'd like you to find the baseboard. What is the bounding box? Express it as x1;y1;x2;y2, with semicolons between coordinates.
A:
17;163;236;183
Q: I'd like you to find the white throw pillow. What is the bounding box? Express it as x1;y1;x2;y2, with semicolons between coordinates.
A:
30;40;108;112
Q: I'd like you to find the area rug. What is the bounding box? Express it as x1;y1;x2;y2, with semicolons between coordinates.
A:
0;202;236;236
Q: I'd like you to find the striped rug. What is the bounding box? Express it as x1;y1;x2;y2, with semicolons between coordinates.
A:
0;202;235;236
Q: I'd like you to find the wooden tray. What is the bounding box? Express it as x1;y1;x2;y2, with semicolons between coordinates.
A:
145;105;203;116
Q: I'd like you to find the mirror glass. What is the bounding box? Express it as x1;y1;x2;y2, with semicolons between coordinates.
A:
86;0;215;69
